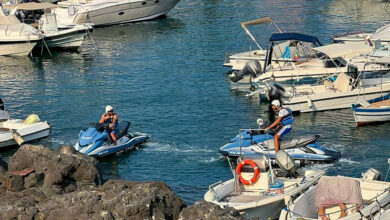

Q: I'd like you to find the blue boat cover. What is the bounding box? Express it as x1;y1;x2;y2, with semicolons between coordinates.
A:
269;33;322;45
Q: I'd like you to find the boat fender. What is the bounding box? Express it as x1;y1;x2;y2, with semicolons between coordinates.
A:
0;98;4;110
236;159;259;185
307;96;312;108
318;203;346;220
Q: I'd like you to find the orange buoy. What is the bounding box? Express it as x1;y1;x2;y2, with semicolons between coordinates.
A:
318;203;347;220
236;159;260;185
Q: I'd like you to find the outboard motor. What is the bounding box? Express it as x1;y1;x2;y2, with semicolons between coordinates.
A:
265;81;286;101
0;98;4;111
362;168;382;181
230;60;262;82
275;150;297;177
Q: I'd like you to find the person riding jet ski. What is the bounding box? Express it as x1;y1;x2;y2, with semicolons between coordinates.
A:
265;100;294;153
99;105;118;146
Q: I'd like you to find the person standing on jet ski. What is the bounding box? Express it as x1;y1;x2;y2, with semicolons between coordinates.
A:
99;105;118;146
264;100;294;153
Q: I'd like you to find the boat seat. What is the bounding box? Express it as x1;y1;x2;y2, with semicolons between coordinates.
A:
262;135;319;150
323;79;334;89
334;73;352;92
116;121;131;140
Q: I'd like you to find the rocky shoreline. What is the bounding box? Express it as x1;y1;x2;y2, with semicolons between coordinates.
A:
0;145;245;220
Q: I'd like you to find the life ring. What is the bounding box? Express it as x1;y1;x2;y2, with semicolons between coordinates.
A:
236;159;260;185
318;203;346;220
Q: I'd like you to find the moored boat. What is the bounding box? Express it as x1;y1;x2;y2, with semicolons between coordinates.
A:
265;57;390;113
54;0;181;27
352;93;390;126
204;151;324;219
0;110;50;148
0;6;42;56
4;3;93;50
280;162;390;220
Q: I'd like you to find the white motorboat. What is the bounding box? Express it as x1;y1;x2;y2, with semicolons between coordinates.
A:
352;93;390;127
251;42;387;83
277;57;390;113
0;6;42;56
204;151;324;219
279;163;390;220
4;3;93;50
0;110;50;148
333;24;390;44
230;37;390;92
54;0;181;27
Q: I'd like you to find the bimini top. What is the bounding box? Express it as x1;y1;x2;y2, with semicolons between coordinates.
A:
4;2;57;11
313;42;372;58
269;32;322;46
365;56;390;66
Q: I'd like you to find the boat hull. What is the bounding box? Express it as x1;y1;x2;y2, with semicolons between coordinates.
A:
353;111;390;126
73;0;180;26
285;89;390;113
205;171;324;219
283;178;390;220
352;94;390;126
42;28;89;49
0;122;50;148
0;41;37;56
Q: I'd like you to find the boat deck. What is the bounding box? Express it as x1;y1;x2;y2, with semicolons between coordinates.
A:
368;99;390;109
223;193;268;203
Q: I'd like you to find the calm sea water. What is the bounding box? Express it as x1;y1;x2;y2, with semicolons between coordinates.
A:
1;0;390;204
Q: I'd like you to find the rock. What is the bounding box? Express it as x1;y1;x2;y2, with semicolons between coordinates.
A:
24;172;44;188
179;200;246;220
0;145;196;220
0;179;185;220
6;145;102;196
97;180;186;220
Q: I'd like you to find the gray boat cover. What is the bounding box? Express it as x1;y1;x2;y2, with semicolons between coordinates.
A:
315;176;363;208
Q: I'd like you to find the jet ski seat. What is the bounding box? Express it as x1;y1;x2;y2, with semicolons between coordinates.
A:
262;135;319;150
116;121;131;139
104;121;131;144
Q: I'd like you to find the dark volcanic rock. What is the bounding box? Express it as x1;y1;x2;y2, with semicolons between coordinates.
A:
0;145;188;220
0;180;186;220
179;200;245;220
5;145;102;196
97;180;186;220
33;180;186;220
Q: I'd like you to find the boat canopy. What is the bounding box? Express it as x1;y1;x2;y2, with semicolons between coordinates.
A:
240;17;272;29
313;43;372;58
239;17;282;50
3;2;58;11
269;33;322;46
372;24;390;42
366;56;390;66
0;15;21;25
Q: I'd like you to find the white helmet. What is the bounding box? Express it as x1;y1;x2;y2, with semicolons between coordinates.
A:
105;105;114;113
271;100;281;108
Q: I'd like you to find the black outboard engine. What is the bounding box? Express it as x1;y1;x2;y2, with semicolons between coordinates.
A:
265;81;285;101
230;60;262;82
0;98;4;111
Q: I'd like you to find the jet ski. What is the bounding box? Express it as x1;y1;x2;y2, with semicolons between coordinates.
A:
74;121;149;157
219;129;341;164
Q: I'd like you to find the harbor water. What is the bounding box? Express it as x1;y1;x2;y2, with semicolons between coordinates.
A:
1;0;390;204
